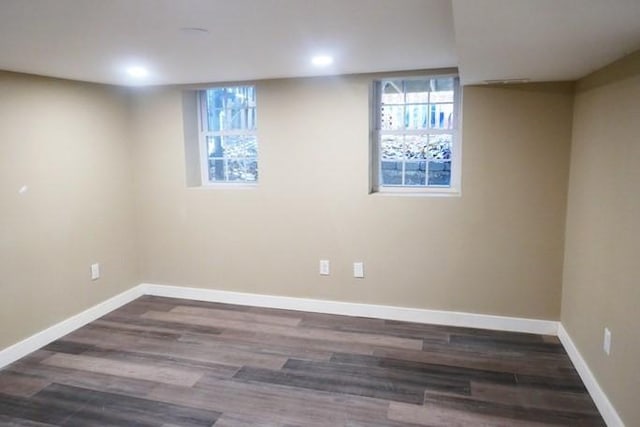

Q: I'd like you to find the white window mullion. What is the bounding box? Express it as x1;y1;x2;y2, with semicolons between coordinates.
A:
425;159;430;186
380;129;452;136
197;92;210;184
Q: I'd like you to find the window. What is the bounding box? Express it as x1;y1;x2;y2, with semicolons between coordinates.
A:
198;86;258;183
372;75;460;193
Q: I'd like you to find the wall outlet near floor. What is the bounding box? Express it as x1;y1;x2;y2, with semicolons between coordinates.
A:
353;262;364;278
90;263;100;281
603;327;611;355
319;260;330;276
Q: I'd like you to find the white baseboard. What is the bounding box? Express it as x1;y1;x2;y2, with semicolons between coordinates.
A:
557;325;624;427
140;283;558;335
0;284;145;369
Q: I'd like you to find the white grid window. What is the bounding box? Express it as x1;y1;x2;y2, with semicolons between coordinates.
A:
372;76;461;194
198;86;258;183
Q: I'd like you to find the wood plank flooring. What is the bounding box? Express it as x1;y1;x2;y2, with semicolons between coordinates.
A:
0;296;605;426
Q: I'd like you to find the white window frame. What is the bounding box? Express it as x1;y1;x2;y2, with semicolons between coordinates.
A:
370;74;462;195
197;86;258;186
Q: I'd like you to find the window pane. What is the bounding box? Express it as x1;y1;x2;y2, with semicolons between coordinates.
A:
206;135;258;183
238;86;256;107
209;107;256;131
206;89;224;110
206;108;222;131
404;161;426;186
430;91;454;103
221;135;257;158
206;136;223;157
430;77;454;99
205;87;256;131
227;159;258;182
429;103;454;129
381;161;402;185
428;161;451;186
380;105;404;130
206;87;253;109
381;135;404;160
208;158;226;181
405;135;428;159
405;80;430;103
405;104;429;129
428;134;452;160
381;80;404;104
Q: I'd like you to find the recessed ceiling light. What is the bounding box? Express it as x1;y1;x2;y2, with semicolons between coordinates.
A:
311;55;333;66
126;66;149;78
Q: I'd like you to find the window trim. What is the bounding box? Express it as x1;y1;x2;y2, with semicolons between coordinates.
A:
197;86;259;186
370;73;462;196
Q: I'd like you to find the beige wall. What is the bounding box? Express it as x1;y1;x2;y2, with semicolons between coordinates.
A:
0;71;138;349
0;70;574;353
561;51;640;426
131;78;573;320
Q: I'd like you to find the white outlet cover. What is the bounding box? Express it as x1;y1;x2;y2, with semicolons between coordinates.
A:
353;262;364;278
319;260;330;276
90;263;100;281
603;328;611;355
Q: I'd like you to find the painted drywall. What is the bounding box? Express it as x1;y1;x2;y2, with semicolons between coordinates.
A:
0;71;138;350
131;77;573;320
561;51;640;426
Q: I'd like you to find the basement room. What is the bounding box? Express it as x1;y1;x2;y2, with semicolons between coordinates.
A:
0;0;639;426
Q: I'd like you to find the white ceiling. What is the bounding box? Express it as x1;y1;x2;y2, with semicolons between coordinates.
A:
0;0;638;86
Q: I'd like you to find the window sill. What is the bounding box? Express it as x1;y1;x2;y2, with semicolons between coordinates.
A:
370;188;461;198
189;182;259;190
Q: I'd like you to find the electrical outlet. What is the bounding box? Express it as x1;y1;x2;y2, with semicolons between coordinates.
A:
353;262;364;278
603;328;611;355
319;260;330;276
90;263;100;281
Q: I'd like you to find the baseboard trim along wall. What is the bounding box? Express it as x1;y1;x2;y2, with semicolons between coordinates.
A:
141;283;559;335
557;325;624;427
0;283;622;426
0;285;146;369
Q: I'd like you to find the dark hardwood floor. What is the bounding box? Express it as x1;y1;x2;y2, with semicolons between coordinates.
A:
0;296;605;426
